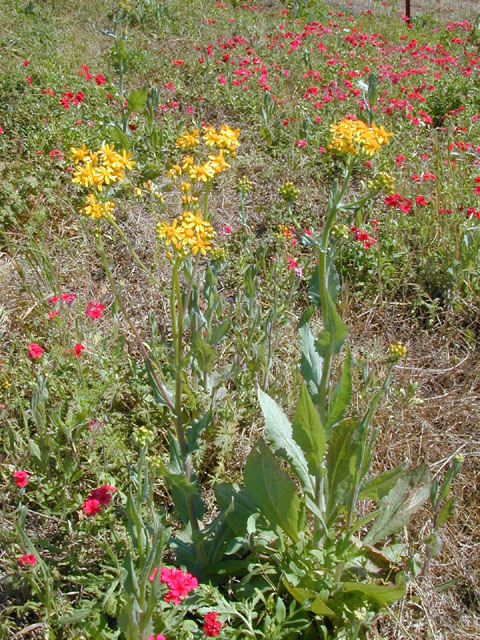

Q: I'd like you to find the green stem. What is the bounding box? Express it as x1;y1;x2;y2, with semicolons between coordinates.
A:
171;259;207;565
96;231;174;412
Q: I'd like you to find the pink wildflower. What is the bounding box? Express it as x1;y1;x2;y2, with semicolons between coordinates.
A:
13;470;29;487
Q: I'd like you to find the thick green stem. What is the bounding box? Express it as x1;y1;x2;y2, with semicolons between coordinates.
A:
171;259;207;565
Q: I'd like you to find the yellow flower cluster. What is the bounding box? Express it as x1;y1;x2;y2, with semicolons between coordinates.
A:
389;341;407;362
169;124;240;183
157;209;215;257
328;119;393;156
70;143;135;221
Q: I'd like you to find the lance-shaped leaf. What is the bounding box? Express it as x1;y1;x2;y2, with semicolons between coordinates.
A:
292;383;326;475
341;581;406;606
325;418;363;523
299;310;323;404
258;388;314;496
326;346;352;432
364;464;431;546
244;439;301;541
215;483;258;536
358;463;408;501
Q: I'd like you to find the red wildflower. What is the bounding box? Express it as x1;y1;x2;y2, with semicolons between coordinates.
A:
83;498;102;515
61;292;76;304
149;566;198;603
73;343;85;357
148;636;166;640
90;484;116;505
48;311;58;320
415;195;429;206
13;470;29;487
26;76;32;84
18;554;37;567
86;302;104;320
203;612;222;636
95;74;106;85
28;343;44;359
23;60;30;67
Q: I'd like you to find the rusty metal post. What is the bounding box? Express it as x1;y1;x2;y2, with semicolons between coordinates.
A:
405;0;411;21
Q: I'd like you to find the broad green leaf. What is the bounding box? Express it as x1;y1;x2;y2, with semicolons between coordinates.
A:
364;464;431;545
244;439;300;541
341;581;406;605
326;346;352;431
299;316;323;404
309;262;341;307
258;388;313;496
325;418;363;524
127;87;148;112
214;483;258;536
292;383;326;475
358;463;408;501
283;581;335;616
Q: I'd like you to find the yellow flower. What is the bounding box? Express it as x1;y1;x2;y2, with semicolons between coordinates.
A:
217;124;240;153
202;125;220;147
189;162;216;182
157;219;183;247
167;164;182;178
208;149;231;174
70;143;90;164
81;194;115;220
135;187;143;197
328;119;393;156
72;164;95;187
181;155;194;170
176;129;199;148
182;209;212;235
116;149;135;171
100;143;119;165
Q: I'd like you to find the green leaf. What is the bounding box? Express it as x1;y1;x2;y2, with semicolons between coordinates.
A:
57;605;95;625
215;483;258;536
364;464;431;545
299;315;323;404
127;87;148;113
186;410;212;453
309;263;340;306
341;581;406;606
283;581;335;616
326;346;352;431
292;383;326;475
436;496;455;527
244;439;301;541
110;125;131;150
258;388;313;496
210;318;231;345
358;463;408;501
325;418;363;523
191;330;216;374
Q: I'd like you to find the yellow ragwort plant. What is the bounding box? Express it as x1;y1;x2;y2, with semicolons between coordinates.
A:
328;118;393;156
157;124;240;260
70;142;135;221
